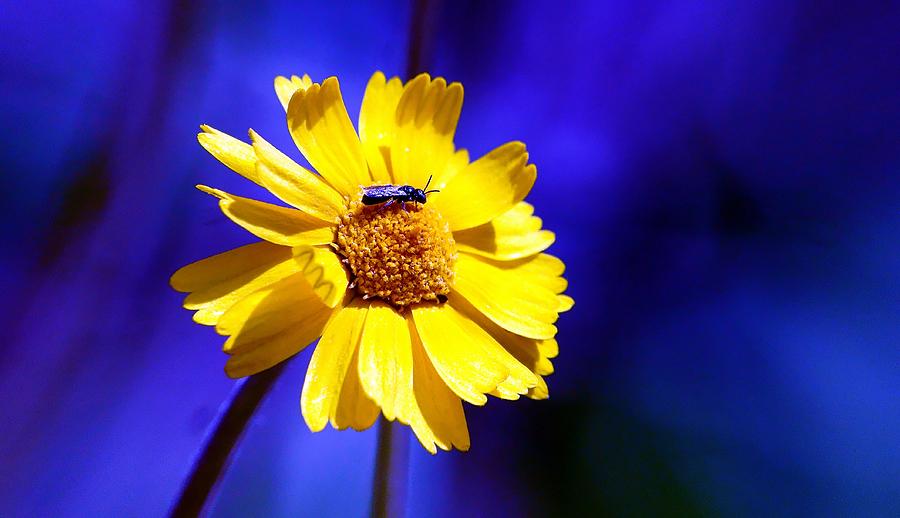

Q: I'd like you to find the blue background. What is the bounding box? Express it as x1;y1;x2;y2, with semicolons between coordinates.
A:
1;0;898;516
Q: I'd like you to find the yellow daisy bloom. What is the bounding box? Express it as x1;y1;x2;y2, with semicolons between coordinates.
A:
171;72;573;453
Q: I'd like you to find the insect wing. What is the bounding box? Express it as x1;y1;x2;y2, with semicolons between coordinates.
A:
362;184;404;205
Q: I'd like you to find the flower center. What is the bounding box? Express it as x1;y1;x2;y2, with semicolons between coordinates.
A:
335;201;456;308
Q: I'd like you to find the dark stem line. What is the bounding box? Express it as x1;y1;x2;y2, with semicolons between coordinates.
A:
404;0;437;79
168;362;287;517
370;418;395;518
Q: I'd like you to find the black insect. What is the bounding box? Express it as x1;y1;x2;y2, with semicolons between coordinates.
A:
361;175;440;210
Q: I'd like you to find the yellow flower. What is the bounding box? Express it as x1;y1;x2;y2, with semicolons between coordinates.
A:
171;72;573;453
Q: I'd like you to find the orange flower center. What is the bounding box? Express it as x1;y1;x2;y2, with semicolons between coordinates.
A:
335;201;456;308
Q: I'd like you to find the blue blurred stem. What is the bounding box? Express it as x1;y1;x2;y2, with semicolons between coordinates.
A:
371;418;410;518
168;362;287;517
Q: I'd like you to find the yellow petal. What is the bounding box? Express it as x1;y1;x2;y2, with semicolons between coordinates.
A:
539;338;559;359
451;293;556;400
287;77;371;196
171;242;298;326
409;322;470;452
249;129;345;221
357;302;411;421
332;339;381;431
454;202;555;260
197;185;334;246
359;71;404;184
274;74;313;111
435;148;469;190
171;241;289;293
453;253;558;340
557;294;574;312
410;303;509;405
451;292;555;375
433;142;536;231
473;253;568;294
300;301;368;432
221;275;333;377
217;272;324;346
527;376;550;400
197;125;260;186
447;293;540;393
292;245;349;308
390;74;463;189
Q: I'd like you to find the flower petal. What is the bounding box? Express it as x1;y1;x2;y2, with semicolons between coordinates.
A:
410;303;509;405
197;185;334;246
216;272;325;345
357;302;411;421
250;129;345;221
474;253;568;294
528;376;550;400
432;142;536;231
453;202;555;260
409;322;470;452
287;77;371;196
300;301;368;432
453;253;558;340
436;148;469;190
221;275;333;378
170;242;298;326
557;294;574;312
332;340;381;431
451;292;556;376
197;125;260;186
390;74;464;189
451;292;557;401
359;71;404;183
446;294;539;396
293;245;349;308
274;74;313;111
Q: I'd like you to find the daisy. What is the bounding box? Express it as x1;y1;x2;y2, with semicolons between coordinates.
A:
171;72;572;453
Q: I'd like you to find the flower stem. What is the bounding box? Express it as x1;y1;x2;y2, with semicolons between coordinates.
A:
370;418;410;518
404;0;435;79
169;362;287;517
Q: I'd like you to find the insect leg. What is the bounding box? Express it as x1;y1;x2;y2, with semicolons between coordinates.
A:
377;199;396;213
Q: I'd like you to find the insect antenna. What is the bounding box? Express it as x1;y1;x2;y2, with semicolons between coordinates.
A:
422;174;440;194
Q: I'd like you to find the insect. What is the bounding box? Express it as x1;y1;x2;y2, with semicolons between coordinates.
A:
361;175;440;210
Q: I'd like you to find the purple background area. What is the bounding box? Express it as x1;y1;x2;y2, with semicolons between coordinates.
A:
1;1;898;516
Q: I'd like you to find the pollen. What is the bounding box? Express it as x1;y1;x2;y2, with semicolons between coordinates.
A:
335;201;457;308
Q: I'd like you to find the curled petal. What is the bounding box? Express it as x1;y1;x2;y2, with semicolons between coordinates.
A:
292;245;349;309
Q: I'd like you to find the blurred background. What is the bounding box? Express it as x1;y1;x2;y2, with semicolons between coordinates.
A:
1;0;898;516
